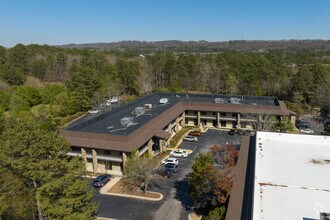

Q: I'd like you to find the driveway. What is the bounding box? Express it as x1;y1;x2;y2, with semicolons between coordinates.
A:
94;129;242;220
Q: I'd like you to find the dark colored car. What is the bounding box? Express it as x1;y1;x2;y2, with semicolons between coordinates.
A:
157;168;174;178
188;130;202;136
228;129;236;135
237;129;244;135
164;163;179;173
297;124;311;130
93;174;111;187
244;130;254;136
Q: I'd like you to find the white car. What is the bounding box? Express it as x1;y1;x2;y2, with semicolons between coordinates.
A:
183;135;198;142
106;97;120;106
299;128;314;134
170;150;188;158
161;157;179;165
88;109;99;114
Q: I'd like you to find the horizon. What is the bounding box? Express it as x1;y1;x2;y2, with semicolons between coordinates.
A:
3;38;330;49
1;0;330;47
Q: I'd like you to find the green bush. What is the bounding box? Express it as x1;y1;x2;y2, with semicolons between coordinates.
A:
2;66;26;85
12;86;41;107
204;206;226;220
0;90;10;110
40;84;66;104
9;95;30;112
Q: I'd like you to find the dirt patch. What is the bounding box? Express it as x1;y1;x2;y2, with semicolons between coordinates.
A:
108;179;161;199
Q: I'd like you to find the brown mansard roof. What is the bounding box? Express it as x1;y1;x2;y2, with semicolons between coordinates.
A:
61;93;291;152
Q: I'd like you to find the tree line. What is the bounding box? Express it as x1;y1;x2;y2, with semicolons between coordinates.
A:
0;43;329;128
59;40;330;53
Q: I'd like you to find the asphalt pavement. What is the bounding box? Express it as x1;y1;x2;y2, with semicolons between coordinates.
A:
94;129;242;220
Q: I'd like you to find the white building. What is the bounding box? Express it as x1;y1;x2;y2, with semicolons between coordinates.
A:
253;132;330;220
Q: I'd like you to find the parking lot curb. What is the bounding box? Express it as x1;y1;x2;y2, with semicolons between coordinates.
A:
99;177;164;201
101;191;164;201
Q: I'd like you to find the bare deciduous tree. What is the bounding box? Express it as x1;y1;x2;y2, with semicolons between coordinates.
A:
241;111;277;131
125;153;159;193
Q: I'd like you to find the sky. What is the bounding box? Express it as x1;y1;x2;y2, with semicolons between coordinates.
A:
0;0;329;47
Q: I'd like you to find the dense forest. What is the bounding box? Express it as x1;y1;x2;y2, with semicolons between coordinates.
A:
0;43;330;126
59;40;330;53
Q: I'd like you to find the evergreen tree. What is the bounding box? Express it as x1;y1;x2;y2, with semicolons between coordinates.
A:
66;65;101;112
0;119;97;219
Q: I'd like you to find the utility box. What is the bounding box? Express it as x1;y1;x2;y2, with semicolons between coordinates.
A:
159;98;168;104
120;117;133;127
135;107;145;115
144;104;152;110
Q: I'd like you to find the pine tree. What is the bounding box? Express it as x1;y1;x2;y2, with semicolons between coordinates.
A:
0;118;97;219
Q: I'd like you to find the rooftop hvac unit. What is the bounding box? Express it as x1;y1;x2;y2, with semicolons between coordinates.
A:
214;98;226;104
159;98;168;104
230;97;242;104
135;107;145;115
144;104;152;110
120;117;133;127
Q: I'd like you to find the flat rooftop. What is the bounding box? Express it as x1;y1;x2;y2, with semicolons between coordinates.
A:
67;93;279;136
254;132;330;220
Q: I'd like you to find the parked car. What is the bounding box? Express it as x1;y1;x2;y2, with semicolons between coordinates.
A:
93;174;111;187
164;163;179;173
170;150;188;158
157;168;174;178
88;109;99;114
183;135;198;142
299;128;314;134
244;130;254;136
237;129;244;135
161;157;179;165
228;129;236;135
106;97;120;106
188;130;202;136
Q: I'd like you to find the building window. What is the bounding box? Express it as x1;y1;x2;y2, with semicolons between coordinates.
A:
221;121;226;127
87;158;93;163
105;161;112;170
220;112;226;117
233;113;238;117
212;112;217;115
71;146;81;152
104;150;112;155
99;160;113;170
201;111;207;115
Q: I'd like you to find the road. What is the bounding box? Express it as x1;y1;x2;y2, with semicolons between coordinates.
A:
94;129;242;220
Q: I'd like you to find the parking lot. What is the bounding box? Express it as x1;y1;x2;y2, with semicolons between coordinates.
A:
94;129;242;220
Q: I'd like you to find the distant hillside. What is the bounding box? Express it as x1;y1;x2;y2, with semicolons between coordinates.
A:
58;40;330;53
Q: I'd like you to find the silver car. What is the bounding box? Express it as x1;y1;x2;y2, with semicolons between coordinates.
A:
183;135;198;142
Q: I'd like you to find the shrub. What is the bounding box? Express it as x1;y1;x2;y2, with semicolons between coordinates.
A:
41;84;66;104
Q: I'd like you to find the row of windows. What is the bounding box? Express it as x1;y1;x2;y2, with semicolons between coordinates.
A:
185;111;238;117
71;148;122;156
86;159;121;170
186;119;247;128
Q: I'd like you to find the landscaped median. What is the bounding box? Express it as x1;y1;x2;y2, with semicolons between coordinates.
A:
170;126;199;148
99;177;164;201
